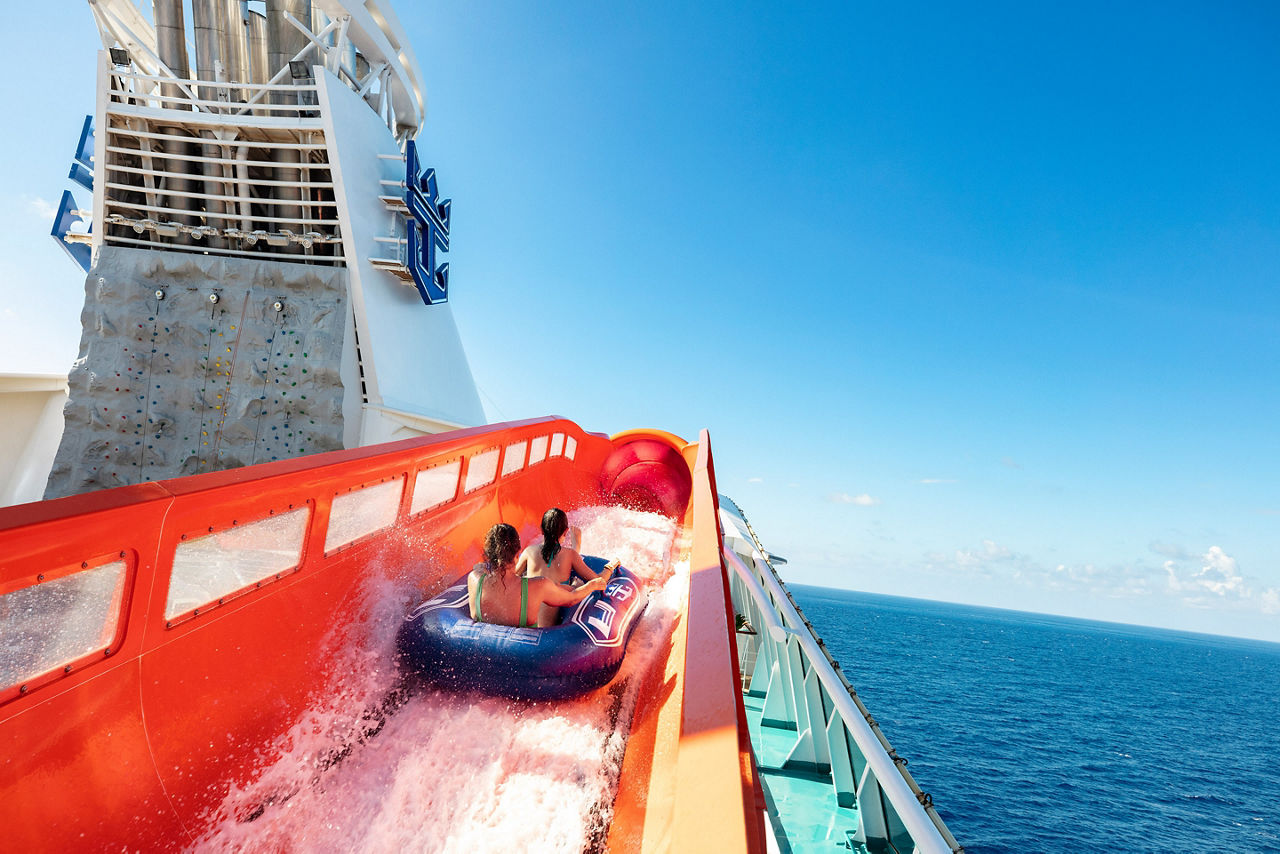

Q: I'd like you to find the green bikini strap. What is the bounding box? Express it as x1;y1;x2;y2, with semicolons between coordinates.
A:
520;576;529;627
474;574;484;622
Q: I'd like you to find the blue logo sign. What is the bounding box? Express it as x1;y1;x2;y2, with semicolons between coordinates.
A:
570;576;643;648
51;115;94;273
404;139;452;305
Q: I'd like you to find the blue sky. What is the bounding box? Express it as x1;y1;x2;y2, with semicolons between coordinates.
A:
1;2;1277;642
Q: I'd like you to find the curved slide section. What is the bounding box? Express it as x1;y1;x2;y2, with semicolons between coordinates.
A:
0;419;762;852
600;429;694;518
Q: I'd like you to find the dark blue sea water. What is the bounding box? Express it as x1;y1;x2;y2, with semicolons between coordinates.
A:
789;586;1280;854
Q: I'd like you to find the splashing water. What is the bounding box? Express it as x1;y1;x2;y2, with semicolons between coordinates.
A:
190;507;684;853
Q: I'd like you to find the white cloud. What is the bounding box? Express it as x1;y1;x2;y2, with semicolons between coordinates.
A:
828;491;880;506
24;195;57;221
919;538;1278;624
747;477;763;484
1164;546;1245;598
1149;541;1190;560
930;539;1153;598
918;478;956;484
921;539;1027;582
1161;546;1280;615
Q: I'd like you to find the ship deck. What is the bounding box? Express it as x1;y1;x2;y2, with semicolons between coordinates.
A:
743;692;875;853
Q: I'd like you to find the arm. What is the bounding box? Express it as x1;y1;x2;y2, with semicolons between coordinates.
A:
466;569;482;620
514;547;533;578
568;549;619;584
537;575;606;609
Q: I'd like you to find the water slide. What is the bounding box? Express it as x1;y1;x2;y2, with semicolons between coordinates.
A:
0;418;765;852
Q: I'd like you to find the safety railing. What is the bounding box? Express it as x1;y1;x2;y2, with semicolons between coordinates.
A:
725;528;963;854
107;68;324;120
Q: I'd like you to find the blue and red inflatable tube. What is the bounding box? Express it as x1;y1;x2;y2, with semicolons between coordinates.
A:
397;557;648;700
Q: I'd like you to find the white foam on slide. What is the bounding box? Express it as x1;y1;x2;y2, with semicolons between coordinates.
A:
190;507;686;853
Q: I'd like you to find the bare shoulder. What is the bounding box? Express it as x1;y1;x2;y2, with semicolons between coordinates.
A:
529;576;559;597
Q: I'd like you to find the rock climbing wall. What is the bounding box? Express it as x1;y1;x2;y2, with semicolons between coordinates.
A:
45;246;349;499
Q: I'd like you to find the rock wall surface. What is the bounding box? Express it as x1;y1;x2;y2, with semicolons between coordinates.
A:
46;247;348;499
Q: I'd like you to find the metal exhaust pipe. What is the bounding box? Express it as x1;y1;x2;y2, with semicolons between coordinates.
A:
224;0;251;96
192;0;232;247
152;0;196;230
247;10;269;86
266;0;312;251
192;0;225;102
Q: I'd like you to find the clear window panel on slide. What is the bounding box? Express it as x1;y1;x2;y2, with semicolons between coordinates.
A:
502;441;528;476
167;507;310;619
1;560;127;688
529;436;548;465
411;459;461;515
464;448;500;492
326;478;405;553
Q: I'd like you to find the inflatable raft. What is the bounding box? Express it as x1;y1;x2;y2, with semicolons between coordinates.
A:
398;556;648;699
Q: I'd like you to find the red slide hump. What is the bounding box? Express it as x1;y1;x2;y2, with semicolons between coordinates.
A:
600;436;692;518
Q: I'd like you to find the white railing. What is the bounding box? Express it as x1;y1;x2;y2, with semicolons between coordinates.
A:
89;0;420;139
107;70;322;119
98;74;344;263
722;510;964;854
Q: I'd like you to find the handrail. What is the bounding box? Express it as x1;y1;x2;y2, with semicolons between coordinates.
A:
106;126;329;150
105;145;330;171
105;162;336;190
102;235;343;262
728;548;953;854
104;181;337;207
108;89;322;116
112;68;319;93
671;431;762;852
104;102;325;129
723;548;793;643
102;200;339;228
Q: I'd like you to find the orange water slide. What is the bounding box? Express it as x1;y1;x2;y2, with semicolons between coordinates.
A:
0;418;765;852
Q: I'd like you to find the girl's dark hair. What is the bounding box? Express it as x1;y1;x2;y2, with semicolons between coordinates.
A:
540;508;569;564
483;523;521;573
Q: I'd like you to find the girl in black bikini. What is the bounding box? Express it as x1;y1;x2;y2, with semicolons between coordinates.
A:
516;508;618;627
468;523;605;627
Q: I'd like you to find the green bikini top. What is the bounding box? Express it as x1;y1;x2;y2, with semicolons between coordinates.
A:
475;574;531;628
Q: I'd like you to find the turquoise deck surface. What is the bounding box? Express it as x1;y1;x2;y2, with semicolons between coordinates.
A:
742;692;874;853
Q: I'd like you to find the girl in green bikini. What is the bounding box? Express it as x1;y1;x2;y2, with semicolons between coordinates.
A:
468;523;606;628
516;508;619;627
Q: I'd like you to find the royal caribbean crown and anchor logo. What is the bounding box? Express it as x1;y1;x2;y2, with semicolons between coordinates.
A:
404;139;451;305
570;575;643;648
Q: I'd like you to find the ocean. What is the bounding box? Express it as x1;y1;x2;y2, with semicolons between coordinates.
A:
789;586;1280;854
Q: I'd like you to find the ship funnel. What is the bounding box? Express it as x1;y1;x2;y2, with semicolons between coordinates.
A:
152;0;196;224
267;0;313;95
192;0;234;247
192;0;229;99
267;0;311;246
247;9;268;85
224;0;252;94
